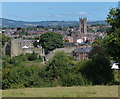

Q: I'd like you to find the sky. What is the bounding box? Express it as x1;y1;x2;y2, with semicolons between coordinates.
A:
2;2;119;22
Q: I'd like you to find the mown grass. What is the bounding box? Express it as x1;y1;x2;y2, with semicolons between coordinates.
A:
2;86;118;97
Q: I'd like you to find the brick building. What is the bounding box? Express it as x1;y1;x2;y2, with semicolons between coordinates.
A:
73;47;93;60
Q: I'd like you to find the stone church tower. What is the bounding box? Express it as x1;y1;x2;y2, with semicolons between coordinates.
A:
79;18;87;33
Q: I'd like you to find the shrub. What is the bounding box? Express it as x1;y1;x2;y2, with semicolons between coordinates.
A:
112;70;120;85
2;65;46;89
45;51;90;87
45;51;71;80
28;53;38;61
61;73;89;86
77;55;114;85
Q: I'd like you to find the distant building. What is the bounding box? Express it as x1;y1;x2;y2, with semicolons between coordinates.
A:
79;18;87;33
64;36;74;42
73;47;93;60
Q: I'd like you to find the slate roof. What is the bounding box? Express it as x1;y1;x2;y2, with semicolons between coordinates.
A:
74;47;93;54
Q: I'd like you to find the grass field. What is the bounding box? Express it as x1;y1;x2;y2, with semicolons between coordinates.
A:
2;86;118;97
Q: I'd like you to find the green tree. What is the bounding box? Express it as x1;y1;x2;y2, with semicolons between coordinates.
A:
103;28;120;62
45;51;89;87
103;8;120;62
76;55;113;85
61;72;88;86
107;8;120;30
45;51;71;81
39;32;64;54
0;34;11;46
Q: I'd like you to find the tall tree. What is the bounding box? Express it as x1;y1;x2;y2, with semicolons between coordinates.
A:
0;34;11;46
39;32;64;54
107;8;120;31
104;8;120;62
77;55;113;85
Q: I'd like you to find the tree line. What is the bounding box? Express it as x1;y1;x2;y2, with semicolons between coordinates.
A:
2;51;116;89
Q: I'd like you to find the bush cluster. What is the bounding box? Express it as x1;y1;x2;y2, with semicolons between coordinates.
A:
2;51;115;89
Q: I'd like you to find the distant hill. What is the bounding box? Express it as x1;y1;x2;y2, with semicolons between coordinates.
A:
0;18;109;28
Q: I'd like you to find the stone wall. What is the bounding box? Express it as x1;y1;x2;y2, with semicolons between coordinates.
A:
10;39;45;57
6;39;76;62
23;48;45;56
45;46;76;61
10;39;23;57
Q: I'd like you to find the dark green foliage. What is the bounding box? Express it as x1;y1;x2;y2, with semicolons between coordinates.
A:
92;37;104;47
2;54;48;89
2;53;49;89
76;55;113;85
2;51;114;89
2;55;10;61
2;53;41;69
89;46;108;58
2;55;20;69
2;65;48;89
90;8;119;85
45;51;90;87
45;51;71;80
0;34;11;46
33;41;39;47
39;32;64;54
107;8;120;30
112;70;120;85
92;8;120;63
28;52;38;61
104;8;120;62
61;73;89;86
103;28;120;62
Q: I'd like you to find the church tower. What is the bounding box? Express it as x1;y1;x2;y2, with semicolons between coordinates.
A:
79;18;87;33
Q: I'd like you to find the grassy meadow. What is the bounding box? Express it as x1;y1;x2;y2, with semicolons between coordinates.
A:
2;86;118;97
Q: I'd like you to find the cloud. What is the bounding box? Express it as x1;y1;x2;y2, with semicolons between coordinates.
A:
58;11;88;16
37;11;89;21
3;14;38;21
78;12;87;15
4;11;89;21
